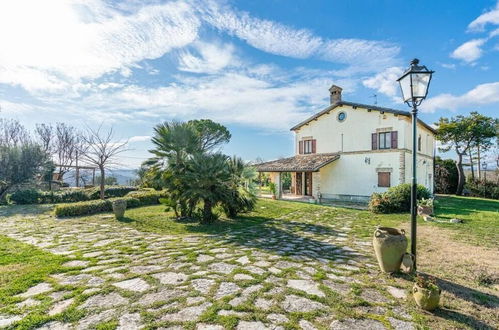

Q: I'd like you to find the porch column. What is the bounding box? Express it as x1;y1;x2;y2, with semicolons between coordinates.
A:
276;172;282;199
312;171;321;199
301;172;306;196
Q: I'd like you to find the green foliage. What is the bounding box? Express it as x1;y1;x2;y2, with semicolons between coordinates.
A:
466;179;499;200
369;183;431;213
435;157;459;194
54;190;166;217
415;274;439;291
87;186;137;199
418;197;435;207
8;189;41;204
268;182;277;196
96;176;118;185
281;172;291;190
220;156;257;218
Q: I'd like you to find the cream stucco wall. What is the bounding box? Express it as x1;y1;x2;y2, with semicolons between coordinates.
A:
293;104;435;200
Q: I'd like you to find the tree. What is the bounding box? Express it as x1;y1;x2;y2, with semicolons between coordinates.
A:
0;119;30;147
79;125;128;199
182;153;231;223
436;115;475;195
468;112;498;179
0;144;52;199
188;119;231;152
221;156;257;218
434;156;458;194
96;176;118;186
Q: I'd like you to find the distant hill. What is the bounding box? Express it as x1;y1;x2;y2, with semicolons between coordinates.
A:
62;168;139;186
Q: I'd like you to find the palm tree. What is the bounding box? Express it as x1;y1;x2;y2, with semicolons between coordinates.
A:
182;153;231;223
222;156;257;218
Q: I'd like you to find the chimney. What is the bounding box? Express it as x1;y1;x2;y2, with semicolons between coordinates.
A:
329;85;342;104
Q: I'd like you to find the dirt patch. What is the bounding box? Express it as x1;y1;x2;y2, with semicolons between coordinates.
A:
400;223;499;329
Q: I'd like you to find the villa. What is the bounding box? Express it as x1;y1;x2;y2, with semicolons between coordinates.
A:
256;85;436;203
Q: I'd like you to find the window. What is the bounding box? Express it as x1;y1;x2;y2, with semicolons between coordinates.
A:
418;135;422;151
303;140;313;154
378;172;391;187
378;132;391;149
337;112;346;122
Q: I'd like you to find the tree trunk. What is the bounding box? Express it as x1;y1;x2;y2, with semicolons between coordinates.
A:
203;199;213;223
455;153;465;196
99;166;105;200
469;149;474;180
477;146;481;180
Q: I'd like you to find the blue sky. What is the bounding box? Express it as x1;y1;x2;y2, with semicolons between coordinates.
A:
0;0;498;168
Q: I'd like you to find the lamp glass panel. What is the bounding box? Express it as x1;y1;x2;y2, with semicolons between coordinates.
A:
411;72;431;99
398;74;413;102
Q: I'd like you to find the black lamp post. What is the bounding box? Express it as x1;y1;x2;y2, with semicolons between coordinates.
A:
397;59;434;270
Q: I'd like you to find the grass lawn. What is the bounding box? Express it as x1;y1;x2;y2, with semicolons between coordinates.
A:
0;195;496;329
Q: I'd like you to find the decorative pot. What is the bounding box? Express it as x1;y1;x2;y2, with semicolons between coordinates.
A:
413;284;441;311
112;199;127;219
271;195;277;200
373;227;408;273
400;253;415;273
417;205;433;216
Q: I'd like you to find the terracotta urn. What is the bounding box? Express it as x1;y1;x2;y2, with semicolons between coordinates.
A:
417;205;433;216
112;199;127;219
413;284;441;311
373;227;408;273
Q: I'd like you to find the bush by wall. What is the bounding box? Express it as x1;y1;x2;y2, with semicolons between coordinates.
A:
54;190;166;217
7;186;138;205
466;179;499;200
369;183;431;214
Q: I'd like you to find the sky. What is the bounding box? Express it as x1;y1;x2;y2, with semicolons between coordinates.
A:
0;0;498;169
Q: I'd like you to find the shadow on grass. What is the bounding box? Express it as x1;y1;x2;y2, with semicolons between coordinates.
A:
432;308;496;330
435;195;499;218
0;204;54;217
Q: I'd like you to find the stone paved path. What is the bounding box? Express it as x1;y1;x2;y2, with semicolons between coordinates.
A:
0;208;415;329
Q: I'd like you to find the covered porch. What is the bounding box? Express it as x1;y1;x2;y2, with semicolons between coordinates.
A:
255;153;340;201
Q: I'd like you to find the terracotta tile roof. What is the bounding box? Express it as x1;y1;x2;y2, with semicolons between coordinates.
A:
255;153;340;172
289;101;436;134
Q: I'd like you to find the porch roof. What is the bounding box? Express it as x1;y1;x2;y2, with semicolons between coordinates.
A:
255;153;340;172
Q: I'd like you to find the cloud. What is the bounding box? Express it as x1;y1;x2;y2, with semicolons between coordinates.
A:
178;41;238;74
422;82;499;112
0;0;200;91
450;39;487;63
129;135;152;143
468;2;499;31
362;66;404;98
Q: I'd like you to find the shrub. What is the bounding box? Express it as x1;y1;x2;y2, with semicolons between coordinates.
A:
54;190;167;217
8;189;42;204
87;186;137;199
465;179;499;200
369;183;431;213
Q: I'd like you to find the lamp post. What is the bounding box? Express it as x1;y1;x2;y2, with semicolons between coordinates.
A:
397;59;434;271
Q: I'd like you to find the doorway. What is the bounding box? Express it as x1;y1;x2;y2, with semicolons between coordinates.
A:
304;172;312;196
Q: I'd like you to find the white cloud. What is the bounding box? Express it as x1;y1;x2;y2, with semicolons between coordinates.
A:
468;2;499;31
129;135;152;143
362;66;403;98
422;82;499;112
441;63;456;69
178;41;238;73
0;0;200;91
450;39;487;63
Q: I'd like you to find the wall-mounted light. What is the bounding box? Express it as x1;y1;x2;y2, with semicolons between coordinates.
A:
365;157;371;164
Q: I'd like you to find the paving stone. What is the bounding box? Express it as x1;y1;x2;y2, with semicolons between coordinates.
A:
162;302;212;322
215;282;240;299
16;298;41;308
79;292;128;309
191;279;216;294
0;314;22;327
357;305;387;315
83;251;103;258
48;298;74;316
244;265;266;275
281;295;326;312
118;313;142;330
187;296;206;305
299;320;317;330
287;280;325;297
268;313;289;323
136;289;184;306
391;306;413;320
196;324;224;330
330;318;385;330
76;309;116;329
237;321;269;330
62;260;89;267
209;262;237;274
255;298;273;310
236;256;250;265
197;254;215;262
113;278;151;292
37;321;71;330
387;286;407;299
323;281;351;295
82;288;100;295
360;289;391;303
152;272;188;285
234;273;253;280
388;317;414;330
129;265;163;274
17;282;52;298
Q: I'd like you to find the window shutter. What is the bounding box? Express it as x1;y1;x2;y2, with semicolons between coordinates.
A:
312;139;316;153
391;131;398;149
378;172;391;187
371;133;378;150
299;141;303;154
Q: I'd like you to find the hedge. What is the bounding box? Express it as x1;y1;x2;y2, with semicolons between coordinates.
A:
7;186;138;205
466;179;499;200
369;183;431;214
54;190;167;217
